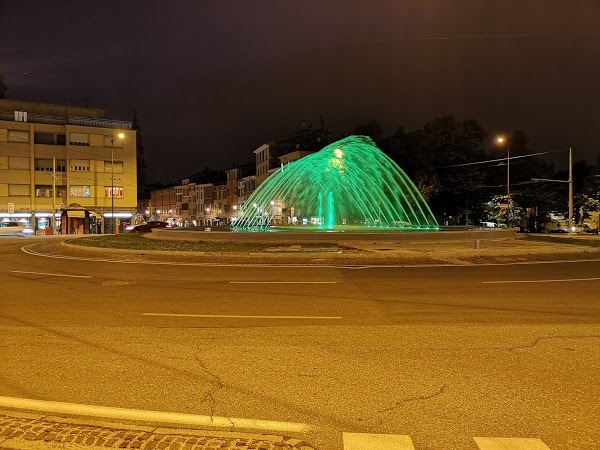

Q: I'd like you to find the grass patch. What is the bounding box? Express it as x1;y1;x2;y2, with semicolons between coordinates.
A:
67;233;343;252
525;234;600;247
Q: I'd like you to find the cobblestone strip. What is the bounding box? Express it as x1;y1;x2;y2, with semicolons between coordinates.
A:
0;414;316;450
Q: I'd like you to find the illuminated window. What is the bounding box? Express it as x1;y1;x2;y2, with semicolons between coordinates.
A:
104;186;124;198
70;185;91;197
35;186;53;197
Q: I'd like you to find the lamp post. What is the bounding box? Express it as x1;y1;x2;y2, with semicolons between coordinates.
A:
496;136;510;227
110;132;125;233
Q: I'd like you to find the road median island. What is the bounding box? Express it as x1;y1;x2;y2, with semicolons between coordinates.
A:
0;409;315;449
35;232;600;266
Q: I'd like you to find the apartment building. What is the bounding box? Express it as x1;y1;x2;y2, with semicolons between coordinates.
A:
149;185;177;221
175;179;197;226
226;163;255;223
196;183;215;226
0;99;136;234
237;175;256;217
253;128;329;186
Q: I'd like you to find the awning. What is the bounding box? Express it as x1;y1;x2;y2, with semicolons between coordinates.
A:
67;211;85;218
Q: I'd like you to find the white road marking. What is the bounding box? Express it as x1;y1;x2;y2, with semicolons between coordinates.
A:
10;270;92;279
142;313;342;320
474;437;551;450
343;432;415;450
0;395;311;433
483;277;600;284
21;244;600;269
229;281;338;284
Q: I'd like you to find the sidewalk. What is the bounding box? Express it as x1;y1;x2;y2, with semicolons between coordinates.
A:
0;410;315;450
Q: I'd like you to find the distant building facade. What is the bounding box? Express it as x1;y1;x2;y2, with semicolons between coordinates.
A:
0;99;136;234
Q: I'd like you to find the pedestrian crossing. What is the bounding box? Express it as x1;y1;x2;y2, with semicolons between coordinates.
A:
343;433;551;449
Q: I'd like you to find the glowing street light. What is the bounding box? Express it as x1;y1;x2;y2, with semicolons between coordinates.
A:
495;135;511;227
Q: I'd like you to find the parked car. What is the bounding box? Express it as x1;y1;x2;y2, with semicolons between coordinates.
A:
0;221;34;236
571;223;598;234
125;221;172;233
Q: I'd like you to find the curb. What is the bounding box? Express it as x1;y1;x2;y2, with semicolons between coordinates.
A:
0;410;316;450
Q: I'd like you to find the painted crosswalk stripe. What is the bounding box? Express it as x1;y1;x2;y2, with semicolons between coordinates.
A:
342;433;415;450
474;437;551;449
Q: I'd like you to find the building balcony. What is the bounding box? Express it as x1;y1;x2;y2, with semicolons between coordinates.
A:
0;111;132;130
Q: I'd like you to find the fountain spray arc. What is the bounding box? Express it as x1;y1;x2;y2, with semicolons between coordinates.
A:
232;136;438;231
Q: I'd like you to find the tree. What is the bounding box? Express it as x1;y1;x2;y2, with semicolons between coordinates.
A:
484;195;524;225
390;116;488;223
353;120;384;146
486;130;560;229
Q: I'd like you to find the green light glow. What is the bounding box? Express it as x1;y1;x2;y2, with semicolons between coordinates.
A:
233;136;438;231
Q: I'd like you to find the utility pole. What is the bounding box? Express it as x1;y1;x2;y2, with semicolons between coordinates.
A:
110;133;125;234
52;156;56;235
568;147;573;235
507;144;511;228
531;147;574;234
111;146;115;234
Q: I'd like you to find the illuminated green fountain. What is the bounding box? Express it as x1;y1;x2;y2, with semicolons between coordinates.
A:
232;136;438;231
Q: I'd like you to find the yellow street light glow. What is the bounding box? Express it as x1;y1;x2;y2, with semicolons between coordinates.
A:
118;132;125;139
496;136;505;144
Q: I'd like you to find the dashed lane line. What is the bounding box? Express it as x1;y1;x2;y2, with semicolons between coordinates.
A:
142;313;343;320
229;281;338;284
483;277;600;284
0;395;312;434
343;432;415;449
474;437;551;449
9;270;92;279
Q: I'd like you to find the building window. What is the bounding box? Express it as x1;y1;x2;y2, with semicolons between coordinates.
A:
104;136;123;148
69;133;90;146
34;133;55;145
8;156;29;170
69;159;90;171
7;130;30;143
8;184;30;196
56;186;67;198
34;159;66;172
104;186;123;198
70;185;91;197
57;134;66;145
35;185;53;197
104;161;124;173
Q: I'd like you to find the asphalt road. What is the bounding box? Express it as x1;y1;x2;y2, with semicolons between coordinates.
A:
1;236;599;449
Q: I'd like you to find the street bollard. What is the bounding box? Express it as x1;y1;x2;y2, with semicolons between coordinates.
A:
474;239;480;249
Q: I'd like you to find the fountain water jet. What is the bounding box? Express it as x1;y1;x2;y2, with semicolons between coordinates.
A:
232;136;438;231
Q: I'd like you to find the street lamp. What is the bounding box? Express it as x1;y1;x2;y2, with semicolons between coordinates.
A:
496;136;511;227
110;132;125;233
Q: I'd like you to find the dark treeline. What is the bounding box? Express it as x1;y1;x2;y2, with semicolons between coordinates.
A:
347;117;599;228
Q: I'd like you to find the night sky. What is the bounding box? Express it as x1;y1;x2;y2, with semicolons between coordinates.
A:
2;1;599;183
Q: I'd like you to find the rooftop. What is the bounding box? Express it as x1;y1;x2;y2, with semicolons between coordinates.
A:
0;99;132;130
